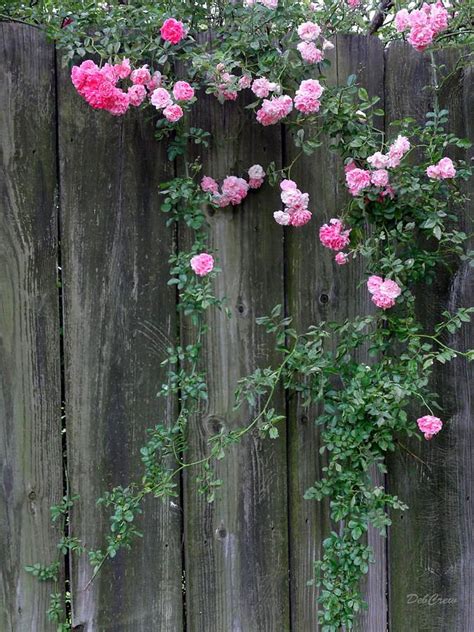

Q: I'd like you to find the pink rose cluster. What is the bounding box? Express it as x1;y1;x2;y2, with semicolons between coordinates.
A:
319;219;351;264
256;95;293;126
248;164;266;189
160;18;187;45
254;79;324;125
201;165;266;207
367;275;402;310
346;135;411;197
71;59;163;116
150;79;195;122
296;20;325;64
244;0;278;9
251;77;280;99
347;0;361;7
367;135;411;170
190;253;214;277
273;180;312;227
344;162;372;197
210;65;252;102
395;2;450;51
417;415;443;440
294;79;324;114
426;157;456;180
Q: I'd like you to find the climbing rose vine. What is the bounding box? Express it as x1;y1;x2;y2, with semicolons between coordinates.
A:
7;0;472;630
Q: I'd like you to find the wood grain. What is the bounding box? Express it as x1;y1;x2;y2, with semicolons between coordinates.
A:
57;63;183;630
286;34;388;632
0;23;63;632
180;40;290;632
386;42;474;632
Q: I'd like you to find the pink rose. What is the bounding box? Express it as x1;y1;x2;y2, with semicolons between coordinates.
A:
344;160;357;173
160;18;186;45
408;25;434;51
281;188;308;210
173;81;195;101
213;193;231;208
345;168;371;196
371;169;389;188
378;279;402;299
238;75;252;89
273;211;291;225
147;71;162;92
367;275;383;294
201;176;219;194
249;178;264;189
218;87;238;101
368;276;401;310
387;135;410;168
248;164;265;180
430;3;449;34
297;21;321;41
130;65;151;85
280;179;297;191
127;84;147;107
294;79;324;114
417;415;443;440
114;58;131;79
395;9;411;32
190;253;214;276
426;157;456;180
251;77;277;98
408;8;430;28
319;219;351;251
367;151;389;169
222;176;249;205
372;293;396;309
294;95;321;114
335;252;348;265
151;87;173;109
297;41;324;64
289;209;312;227
163;104;184;122
256;95;293;126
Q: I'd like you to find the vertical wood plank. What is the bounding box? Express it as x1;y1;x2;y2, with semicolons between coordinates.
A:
181;69;290;631
286;35;387;632
386;42;473;632
57;64;183;630
0;24;63;632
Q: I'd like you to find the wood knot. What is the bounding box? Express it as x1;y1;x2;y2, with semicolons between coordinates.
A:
216;525;227;540
207;416;224;434
236;297;247;315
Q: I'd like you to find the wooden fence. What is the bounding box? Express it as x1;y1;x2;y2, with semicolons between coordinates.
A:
0;22;472;632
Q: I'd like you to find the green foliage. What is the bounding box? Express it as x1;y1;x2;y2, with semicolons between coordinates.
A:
50;494;79;522
25;561;60;582
47;592;71;629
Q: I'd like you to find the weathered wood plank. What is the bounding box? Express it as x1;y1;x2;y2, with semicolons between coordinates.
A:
0;23;63;632
386;42;473;631
286;34;387;632
57;63;183;630
181;60;290;631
